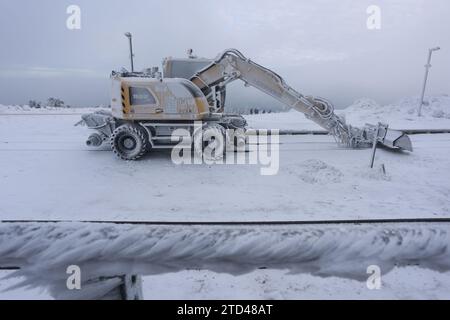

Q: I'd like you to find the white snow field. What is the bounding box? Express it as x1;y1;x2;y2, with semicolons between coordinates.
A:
2;266;450;300
0;95;450;299
1;96;450;222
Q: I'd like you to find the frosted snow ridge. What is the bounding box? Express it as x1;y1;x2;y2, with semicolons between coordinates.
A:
294;159;344;184
343;95;450;125
0;222;449;299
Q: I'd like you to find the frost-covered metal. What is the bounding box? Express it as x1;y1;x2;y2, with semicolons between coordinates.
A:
1;221;449;299
191;49;412;151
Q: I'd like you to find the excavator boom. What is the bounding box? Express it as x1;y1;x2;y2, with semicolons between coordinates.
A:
191;49;412;151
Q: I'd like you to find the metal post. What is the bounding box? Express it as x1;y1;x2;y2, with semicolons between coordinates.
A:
370;124;380;168
418;47;440;116
124;32;134;72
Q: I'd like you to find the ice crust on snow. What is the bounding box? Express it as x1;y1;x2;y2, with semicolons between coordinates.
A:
287;159;343;184
286;159;389;184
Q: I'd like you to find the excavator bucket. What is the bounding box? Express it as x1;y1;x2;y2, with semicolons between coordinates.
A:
375;124;413;151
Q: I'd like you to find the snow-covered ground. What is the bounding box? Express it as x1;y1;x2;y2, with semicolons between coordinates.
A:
2;266;450;300
1;98;450;221
0;95;450;299
142;267;450;300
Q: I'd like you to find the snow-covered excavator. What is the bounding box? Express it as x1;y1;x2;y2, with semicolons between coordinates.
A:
80;49;413;160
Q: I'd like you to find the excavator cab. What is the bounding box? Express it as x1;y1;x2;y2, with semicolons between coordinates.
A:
111;75;210;121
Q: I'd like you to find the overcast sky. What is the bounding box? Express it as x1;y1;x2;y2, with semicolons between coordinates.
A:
0;0;449;108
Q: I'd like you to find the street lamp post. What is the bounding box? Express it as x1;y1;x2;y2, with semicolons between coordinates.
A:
418;47;440;116
124;32;135;72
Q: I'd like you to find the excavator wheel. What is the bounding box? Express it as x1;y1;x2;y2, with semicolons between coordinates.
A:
194;123;226;161
110;124;149;160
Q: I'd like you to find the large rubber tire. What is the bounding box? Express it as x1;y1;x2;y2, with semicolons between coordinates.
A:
193;123;226;161
110;124;149;160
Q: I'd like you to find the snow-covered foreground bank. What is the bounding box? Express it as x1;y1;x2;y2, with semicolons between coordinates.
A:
0;221;449;299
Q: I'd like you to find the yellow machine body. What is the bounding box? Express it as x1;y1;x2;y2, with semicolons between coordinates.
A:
111;76;210;121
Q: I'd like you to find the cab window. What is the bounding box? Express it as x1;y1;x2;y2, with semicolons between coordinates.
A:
129;87;157;105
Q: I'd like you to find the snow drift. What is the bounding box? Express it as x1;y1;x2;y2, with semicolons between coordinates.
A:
287;159;344;184
342;95;450;127
244;94;450;131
